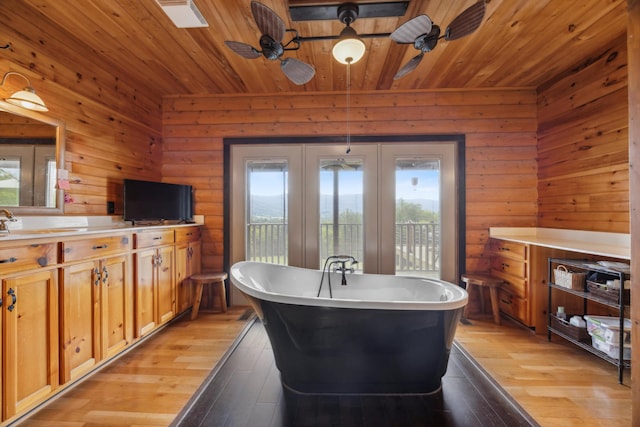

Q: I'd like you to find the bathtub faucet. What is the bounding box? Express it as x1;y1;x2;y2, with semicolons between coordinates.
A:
330;255;358;286
317;255;359;298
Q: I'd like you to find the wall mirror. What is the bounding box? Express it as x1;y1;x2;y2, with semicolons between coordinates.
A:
0;100;64;215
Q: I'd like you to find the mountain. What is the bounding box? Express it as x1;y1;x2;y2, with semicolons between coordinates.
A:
249;194;438;220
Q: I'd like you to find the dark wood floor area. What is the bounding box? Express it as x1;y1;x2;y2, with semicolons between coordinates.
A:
173;320;538;427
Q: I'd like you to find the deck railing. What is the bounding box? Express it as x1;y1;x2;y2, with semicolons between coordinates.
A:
246;222;439;273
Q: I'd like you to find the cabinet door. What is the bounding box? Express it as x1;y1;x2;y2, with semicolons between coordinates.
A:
60;261;101;382
101;255;132;358
175;241;202;314
156;245;175;326
2;269;59;419
175;242;191;314
134;248;157;337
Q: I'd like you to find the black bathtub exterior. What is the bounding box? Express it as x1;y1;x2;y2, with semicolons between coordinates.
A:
259;300;464;395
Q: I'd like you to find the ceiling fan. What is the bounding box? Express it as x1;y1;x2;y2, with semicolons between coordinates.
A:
390;1;486;80
225;1;486;84
224;2;316;85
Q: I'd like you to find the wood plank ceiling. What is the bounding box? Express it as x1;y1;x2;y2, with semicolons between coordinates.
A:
0;0;628;98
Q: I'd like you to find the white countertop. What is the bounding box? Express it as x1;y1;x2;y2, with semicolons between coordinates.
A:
489;227;630;260
0;215;204;242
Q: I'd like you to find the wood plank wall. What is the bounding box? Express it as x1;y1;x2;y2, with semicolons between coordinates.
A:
627;1;639;423
537;34;629;233
162;89;538;273
0;0;165;214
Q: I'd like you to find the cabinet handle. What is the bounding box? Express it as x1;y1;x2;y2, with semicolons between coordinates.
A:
499;247;510;252
501;263;510;269
94;267;101;286
7;288;16;312
92;244;109;250
153;236;162;241
0;256;17;264
102;266;109;284
500;297;511;305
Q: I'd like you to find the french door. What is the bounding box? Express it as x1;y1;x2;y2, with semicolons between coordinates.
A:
229;141;459;304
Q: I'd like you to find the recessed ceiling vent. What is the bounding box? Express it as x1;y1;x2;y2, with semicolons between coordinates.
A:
156;0;208;28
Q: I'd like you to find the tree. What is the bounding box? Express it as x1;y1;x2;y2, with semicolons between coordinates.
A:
396;199;438;223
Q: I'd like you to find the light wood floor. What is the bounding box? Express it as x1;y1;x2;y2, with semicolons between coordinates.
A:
12;307;255;427
11;309;632;426
455;317;632;427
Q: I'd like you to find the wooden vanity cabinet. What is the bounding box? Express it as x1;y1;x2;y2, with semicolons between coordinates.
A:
0;224;201;422
175;226;202;314
1;242;59;420
59;234;133;382
133;230;175;337
490;239;533;327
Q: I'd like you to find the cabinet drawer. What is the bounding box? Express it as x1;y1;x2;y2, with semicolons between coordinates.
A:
491;256;526;279
498;289;529;325
0;243;57;274
134;230;174;248
491;270;527;298
490;239;526;260
175;226;200;243
62;235;131;262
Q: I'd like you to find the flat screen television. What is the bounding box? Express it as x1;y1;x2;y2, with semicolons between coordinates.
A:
123;179;193;223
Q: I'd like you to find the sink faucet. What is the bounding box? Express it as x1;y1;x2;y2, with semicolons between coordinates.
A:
0;209;17;232
0;209;15;219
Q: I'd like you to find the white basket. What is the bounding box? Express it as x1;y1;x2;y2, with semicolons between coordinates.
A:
553;265;586;290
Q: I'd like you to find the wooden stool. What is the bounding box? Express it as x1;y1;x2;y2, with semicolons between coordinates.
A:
189;272;227;320
461;273;503;325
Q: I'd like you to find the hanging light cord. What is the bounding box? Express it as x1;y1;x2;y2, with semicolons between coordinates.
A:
346;60;352;154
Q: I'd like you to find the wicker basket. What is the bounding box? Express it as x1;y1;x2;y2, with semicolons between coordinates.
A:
553;265;587;290
550;315;590;342
587;281;630;305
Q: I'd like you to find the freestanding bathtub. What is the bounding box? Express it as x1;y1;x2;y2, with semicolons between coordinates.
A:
230;261;468;395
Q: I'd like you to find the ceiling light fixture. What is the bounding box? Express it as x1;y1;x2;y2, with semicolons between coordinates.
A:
332;4;365;65
1;71;48;112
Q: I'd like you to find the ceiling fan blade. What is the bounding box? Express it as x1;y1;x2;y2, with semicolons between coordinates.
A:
393;53;424;80
390;15;432;44
251;1;286;42
224;41;261;59
445;1;486;41
281;58;316;85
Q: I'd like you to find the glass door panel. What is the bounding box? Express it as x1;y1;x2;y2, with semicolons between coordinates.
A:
319;158;364;271
246;160;288;265
380;143;457;282
395;158;441;278
305;144;378;271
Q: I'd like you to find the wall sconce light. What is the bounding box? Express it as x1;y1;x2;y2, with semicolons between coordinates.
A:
331;4;365;65
1;71;48;112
